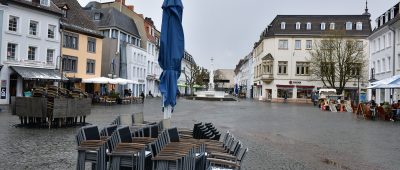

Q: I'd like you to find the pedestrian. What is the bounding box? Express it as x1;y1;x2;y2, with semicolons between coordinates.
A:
128;89;132;97
140;91;145;103
149;90;154;98
284;92;288;103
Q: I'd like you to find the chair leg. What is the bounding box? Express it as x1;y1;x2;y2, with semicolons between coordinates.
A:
77;150;86;170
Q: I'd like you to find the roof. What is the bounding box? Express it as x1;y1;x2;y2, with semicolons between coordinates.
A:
52;0;102;38
260;15;371;38
262;53;274;60
184;51;195;64
10;66;67;81
3;0;63;16
370;2;400;35
85;7;140;38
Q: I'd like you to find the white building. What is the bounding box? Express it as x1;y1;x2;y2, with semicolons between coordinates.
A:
178;51;196;95
234;52;253;98
126;44;147;97
144;18;161;97
253;13;371;103
1;0;62;104
368;2;400;104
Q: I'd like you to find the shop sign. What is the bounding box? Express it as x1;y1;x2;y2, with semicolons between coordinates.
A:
1;80;6;99
289;81;301;85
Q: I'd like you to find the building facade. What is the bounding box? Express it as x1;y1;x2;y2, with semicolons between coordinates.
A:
1;0;62;104
178;51;196;95
144;17;161;97
253;13;371;103
368;2;400;104
234;52;253;98
53;0;103;94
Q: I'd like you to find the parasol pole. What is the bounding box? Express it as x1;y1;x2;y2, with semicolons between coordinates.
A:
162;95;172;128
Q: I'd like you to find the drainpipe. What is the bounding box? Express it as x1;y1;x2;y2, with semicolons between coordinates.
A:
59;20;63;88
388;26;396;103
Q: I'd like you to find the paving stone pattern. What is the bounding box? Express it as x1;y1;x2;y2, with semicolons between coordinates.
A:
0;98;399;170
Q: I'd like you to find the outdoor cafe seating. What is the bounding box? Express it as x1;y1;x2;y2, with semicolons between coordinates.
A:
75;113;248;170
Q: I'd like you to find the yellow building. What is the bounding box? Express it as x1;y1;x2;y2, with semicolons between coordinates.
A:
54;0;103;94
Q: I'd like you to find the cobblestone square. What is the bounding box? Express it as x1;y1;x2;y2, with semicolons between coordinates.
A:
0;98;399;170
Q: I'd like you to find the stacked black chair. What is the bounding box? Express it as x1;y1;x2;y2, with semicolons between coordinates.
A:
192;122;221;140
76;125;107;170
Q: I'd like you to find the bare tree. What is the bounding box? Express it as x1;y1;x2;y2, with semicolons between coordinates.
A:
308;31;367;95
183;62;201;96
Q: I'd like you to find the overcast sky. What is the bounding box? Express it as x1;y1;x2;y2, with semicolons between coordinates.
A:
78;0;398;70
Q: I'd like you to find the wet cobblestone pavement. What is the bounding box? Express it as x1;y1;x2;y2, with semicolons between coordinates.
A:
1;98;400;170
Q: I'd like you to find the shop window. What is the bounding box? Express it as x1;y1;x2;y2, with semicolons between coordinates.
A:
277;88;293;98
297;88;312;99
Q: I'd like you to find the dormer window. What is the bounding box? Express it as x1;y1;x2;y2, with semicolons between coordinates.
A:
94;12;101;20
356;22;362;30
346;22;352;30
40;0;49;6
391;8;395;19
281;22;286;30
306;22;312;30
59;5;69;18
296;22;301;30
330;23;335;30
321;22;326;30
380;15;384;26
385;12;389;22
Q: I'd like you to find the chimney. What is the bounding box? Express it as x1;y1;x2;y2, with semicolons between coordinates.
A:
127;5;134;11
115;0;126;6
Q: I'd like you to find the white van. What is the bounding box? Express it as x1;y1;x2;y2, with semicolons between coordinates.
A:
318;89;337;99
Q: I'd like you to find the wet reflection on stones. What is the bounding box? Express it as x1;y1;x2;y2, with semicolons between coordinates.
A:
0;98;399;169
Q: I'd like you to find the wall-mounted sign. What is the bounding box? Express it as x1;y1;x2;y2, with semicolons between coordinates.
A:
289;81;301;85
1;87;6;99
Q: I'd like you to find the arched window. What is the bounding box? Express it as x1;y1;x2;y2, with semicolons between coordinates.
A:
281;22;286;30
321;22;326;30
296;22;301;30
306;22;312;30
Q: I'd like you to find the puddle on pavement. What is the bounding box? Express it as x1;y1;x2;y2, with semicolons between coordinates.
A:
322;158;351;170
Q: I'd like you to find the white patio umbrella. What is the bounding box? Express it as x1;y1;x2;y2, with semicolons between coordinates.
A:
82;77;118;84
114;78;135;85
368;75;400;89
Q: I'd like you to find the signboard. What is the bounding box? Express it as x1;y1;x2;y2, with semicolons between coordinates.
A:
1;87;6;99
289;81;301;85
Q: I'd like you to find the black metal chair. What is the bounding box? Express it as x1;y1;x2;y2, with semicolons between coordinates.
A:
76;125;107;170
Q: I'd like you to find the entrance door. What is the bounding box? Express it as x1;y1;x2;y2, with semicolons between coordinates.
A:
9;74;17;103
265;89;272;100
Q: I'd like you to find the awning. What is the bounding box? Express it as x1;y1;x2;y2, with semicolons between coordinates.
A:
296;85;315;89
276;84;295;88
11;66;67;81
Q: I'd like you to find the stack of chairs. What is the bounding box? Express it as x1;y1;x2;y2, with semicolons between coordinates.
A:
181;122;221;141
75;125;108;170
150;127;206;170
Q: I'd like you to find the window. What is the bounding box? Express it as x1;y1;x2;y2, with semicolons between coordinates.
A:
321;22;326;30
295;40;301;50
374;40;377;52
63;32;78;49
40;0;49;6
377;60;381;73
388;32;392;47
330;23;335;30
87;37;96;53
296;62;310;75
120;32;127;42
382;58;386;72
356;22;362;30
297;88;313;99
94;12;101;20
8;16;18;31
86;59;95;74
350;63;361;76
278;61;288;74
296;22;301;30
102;30;110;38
306;22;312;30
112;29;118;39
278;40;288;49
7;43;17;60
372;62;376;70
385;12;389;23
356;41;363;50
380;16;384;26
277;88;293;98
281;22;286;30
378;38;381;50
388;57;391;71
48;25;55;39
391;8;395;19
383;35;386;49
29;20;38;36
346;22;352;30
62;55;78;72
398;54;400;68
306;40;312;49
46;49;54;64
28;46;36;60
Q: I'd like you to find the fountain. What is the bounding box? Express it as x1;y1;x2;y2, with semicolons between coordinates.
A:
193;58;235;101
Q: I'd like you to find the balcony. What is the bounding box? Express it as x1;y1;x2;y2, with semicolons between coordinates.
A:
260;73;274;83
